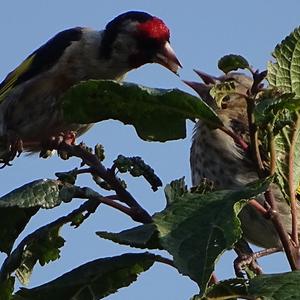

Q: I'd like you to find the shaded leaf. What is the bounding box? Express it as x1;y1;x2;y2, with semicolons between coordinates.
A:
97;223;162;250
248;271;300;299
16;253;156;300
0;277;15;300
197;271;300;299
194;278;247;300
218;54;250;74
254;92;300;127
0;180;65;254
61;80;223;142
113;155;162;191
164;177;187;206
15;226;65;285
55;169;78;185
153;178;270;290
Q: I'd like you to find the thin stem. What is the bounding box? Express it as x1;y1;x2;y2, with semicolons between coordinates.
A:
288;115;300;247
248;199;268;216
264;190;299;270
246;98;265;176
252;247;282;260
74;167;93;175
219;126;249;152
209;273;218;286
73;187;136;219
267;125;276;176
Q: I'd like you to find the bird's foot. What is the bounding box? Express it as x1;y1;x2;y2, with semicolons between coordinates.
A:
0;134;23;168
40;131;77;159
234;247;281;278
234;253;263;278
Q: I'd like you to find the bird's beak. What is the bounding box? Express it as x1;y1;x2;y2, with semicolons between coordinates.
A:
154;42;182;74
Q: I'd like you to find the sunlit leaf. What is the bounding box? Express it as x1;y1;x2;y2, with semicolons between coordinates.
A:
153;178;270;290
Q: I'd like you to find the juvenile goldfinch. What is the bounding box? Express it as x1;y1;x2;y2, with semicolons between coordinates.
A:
189;72;297;250
0;11;181;160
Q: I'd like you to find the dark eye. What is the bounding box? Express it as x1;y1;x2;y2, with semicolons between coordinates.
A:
138;36;161;50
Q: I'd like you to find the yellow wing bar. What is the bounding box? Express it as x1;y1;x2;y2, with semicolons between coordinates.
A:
0;54;35;102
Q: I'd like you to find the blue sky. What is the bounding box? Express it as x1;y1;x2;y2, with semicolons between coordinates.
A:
1;1;300;299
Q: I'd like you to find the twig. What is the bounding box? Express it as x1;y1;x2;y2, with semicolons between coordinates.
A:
209;273;219;286
219;126;249;152
73;187;144;222
74;167;93;175
267;125;276;176
264;190;299;270
246;98;265;176
57;142;153;224
252;247;281;259
248;199;268;216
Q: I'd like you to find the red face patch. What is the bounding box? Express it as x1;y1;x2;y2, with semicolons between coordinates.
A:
137;17;170;41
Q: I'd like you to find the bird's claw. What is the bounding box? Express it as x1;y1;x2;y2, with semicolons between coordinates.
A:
39;131;77;159
234;253;263;278
0;135;23;168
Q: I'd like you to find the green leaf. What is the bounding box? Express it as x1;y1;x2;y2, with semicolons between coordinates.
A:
254;92;300;127
248;271;300;299
209;81;238;108
197;271;300;299
153;178;270;291
55;169;78;185
164;177;187;206
0;277;15;300
218;54;250;74
274;113;300;200
113;155;162;191
0;180;64;254
266;27;300;200
194;278;248;300
97;224;162;250
254;94;300;202
15;226;65;285
16;253;156;300
61;80;223;142
267;26;300;96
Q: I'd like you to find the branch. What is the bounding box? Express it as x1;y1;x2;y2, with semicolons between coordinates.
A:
248;199;268;216
57;142;153;224
72;186;148;222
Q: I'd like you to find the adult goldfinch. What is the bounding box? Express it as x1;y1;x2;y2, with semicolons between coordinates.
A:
0;11;181;160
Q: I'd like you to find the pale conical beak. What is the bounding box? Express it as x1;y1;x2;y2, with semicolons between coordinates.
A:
154;42;182;74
